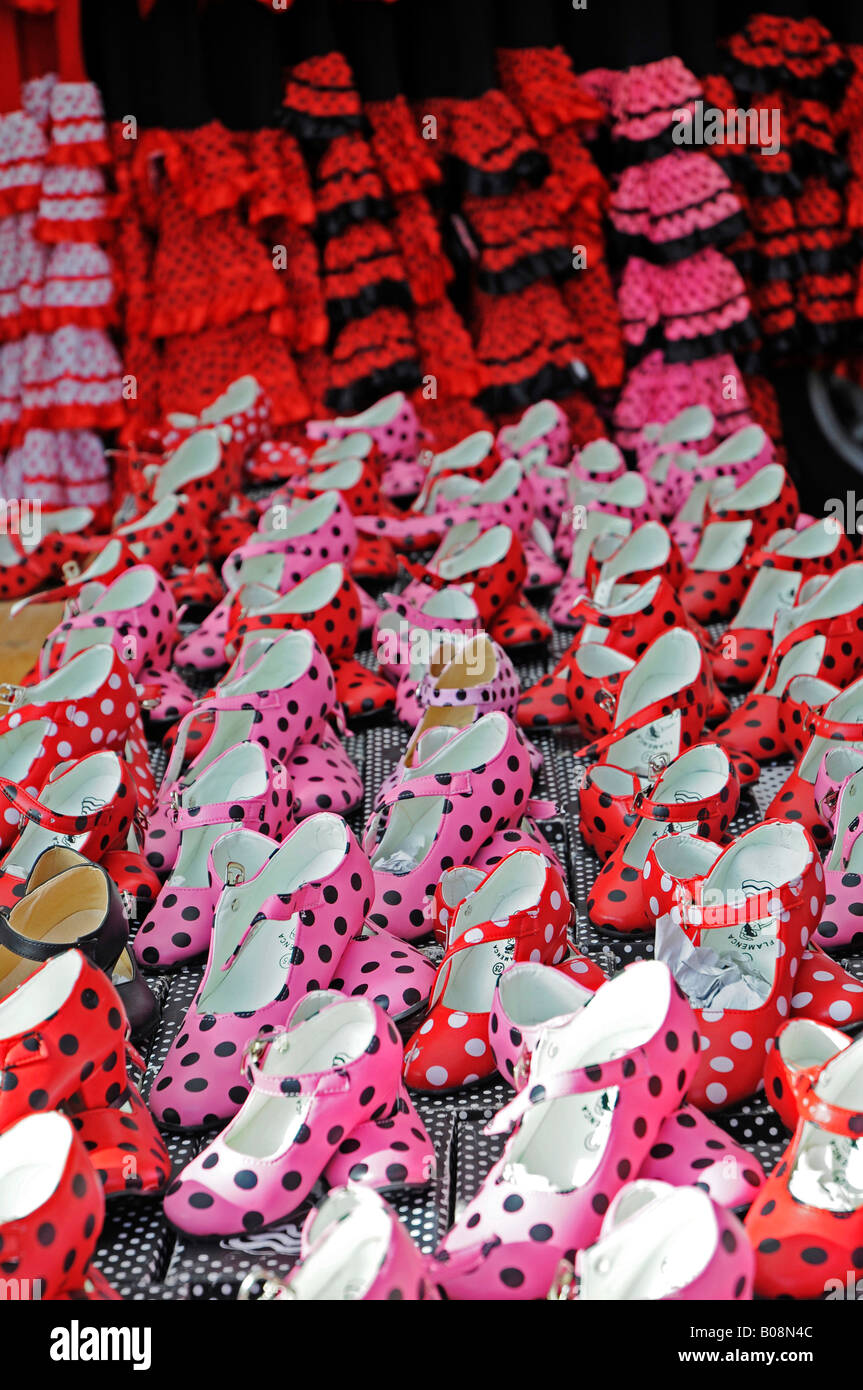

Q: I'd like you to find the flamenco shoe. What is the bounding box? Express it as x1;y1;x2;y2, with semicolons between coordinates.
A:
328;921;436;1022
392;629;521;735
551;1180;753;1301
0;1112;117;1300
0;949;139;1131
587;743;739;935
0;845;157;1043
149;814;374;1130
135;743;293;969
653;423;771;521
163;996;431;1237
432;960;699;1299
399;522;527;626
711;519;856;689
364;712;535;942
39;563;178;688
552;495;645;625
412;430;500;512
574;627;711;858
637;403;714;475
284;730;363;819
556;438;629;561
306;390;423;480
745;1032;863;1299
764;1017;852;1132
768;670;863;847
680;464;799;625
583;520;686;601
497;400;571;470
814;763;863;953
0;751;137;909
402;849;575;1092
240;1187;439;1301
648;819;825;1111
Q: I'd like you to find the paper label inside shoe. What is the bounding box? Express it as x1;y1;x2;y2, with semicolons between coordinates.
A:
627;710;681;774
226;861;245;886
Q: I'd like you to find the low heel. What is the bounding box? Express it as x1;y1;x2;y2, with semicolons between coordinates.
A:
323;1083;436;1192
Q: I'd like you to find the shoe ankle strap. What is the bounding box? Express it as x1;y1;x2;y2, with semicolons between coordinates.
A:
486;1049;649;1135
0;777;112;836
797;1074;863;1138
241;1029;352;1097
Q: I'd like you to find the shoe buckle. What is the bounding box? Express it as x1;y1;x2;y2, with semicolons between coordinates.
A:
547;1258;578;1301
237;1267;294;1301
648;752;669;777
596;688;615;715
0;684;24;711
61;559;81;582
120;889;137;922
226;861;245;887
169;789;182;820
513;1048;532;1090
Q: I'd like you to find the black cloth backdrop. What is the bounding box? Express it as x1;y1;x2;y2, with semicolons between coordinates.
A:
80;0;863;134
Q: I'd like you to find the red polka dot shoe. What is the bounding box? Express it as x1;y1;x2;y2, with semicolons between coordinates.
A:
135;427;233;528
497;400;571;471
552;485;652;624
574;626;712;859
522;519;564;590
226;562;360;666
402;849;574;1093
162;995;428;1237
582;520;686;605
770;670;863;848
0;1111;117;1300
680;464;800;625
557;1179;754;1301
432;959;699;1300
0;948;140;1131
711;519;856;690
647;820;825;1111
0;844;157;1045
115;493;208;577
421;458;537;548
399;522;527;629
149;814;374;1131
135;743;294;970
162;375;272;476
588;744;739;935
8;535;141;623
745;1031;863;1299
790;946;863;1032
519;574;712;731
39;564;179;689
0;506;102;602
260;1187;439;1301
363;711;534;942
488;595;552;649
69;1077;170;1200
763;1017;851;1132
0;750;137;910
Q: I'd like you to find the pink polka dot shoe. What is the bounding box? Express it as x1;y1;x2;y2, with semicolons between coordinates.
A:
363;711;535;942
147;630;341;870
149;814;374;1131
646;819;825;1111
224;489;357;576
162;994;427;1236
552;484;650;623
391;629;522;737
241;1187;440;1301
636;403;715;476
134;742;294;969
554;441;633;565
329;922;436;1022
432;959;699;1299
745;1030;863;1299
403;848;575;1092
488;956;762;1208
38;563;178;684
374;586;481;687
588;743;739;935
651;423;771;522
554;1179;753;1301
813;762;863;954
523;521;564;590
285;729;363;819
497;400;571;470
421;457;537;543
